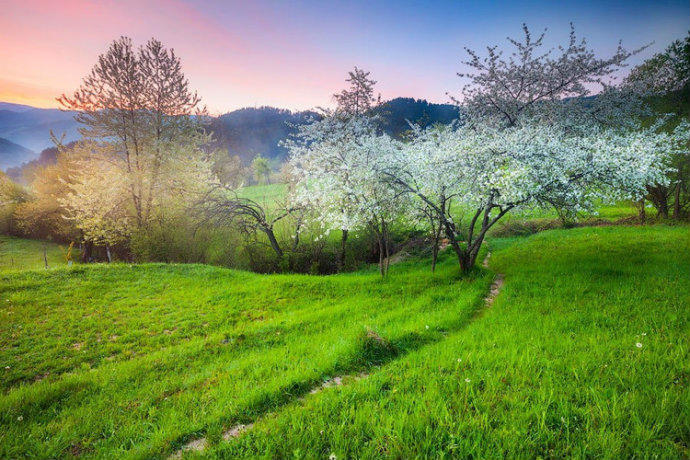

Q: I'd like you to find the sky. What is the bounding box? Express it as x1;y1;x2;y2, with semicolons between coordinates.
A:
1;0;688;114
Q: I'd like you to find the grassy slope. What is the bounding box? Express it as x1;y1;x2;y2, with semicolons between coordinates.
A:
0;251;491;458
0;235;73;272
208;225;690;459
1;225;688;458
238;183;287;205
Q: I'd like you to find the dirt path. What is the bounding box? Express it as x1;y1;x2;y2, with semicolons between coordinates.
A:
170;255;505;459
482;252;504;308
169;373;368;459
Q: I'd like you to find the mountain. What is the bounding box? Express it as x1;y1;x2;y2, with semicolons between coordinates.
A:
0;103;80;153
0;137;35;170
209;107;318;163
5;144;65;181
373;97;460;136
1;97;461;175
0;102;39;113
208;98;459;162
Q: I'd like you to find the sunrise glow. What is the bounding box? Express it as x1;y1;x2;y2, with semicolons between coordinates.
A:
1;0;687;114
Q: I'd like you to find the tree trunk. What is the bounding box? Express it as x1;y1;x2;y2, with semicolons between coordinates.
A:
263;227;283;258
43;244;48;269
638;199;646;223
337;229;348;272
377;236;384;277
647;186;669;219
672;184;681;220
81;241;92;263
659;201;669;219
431;219;442;273
383;220;390;276
105;244;112;263
292;227;301;251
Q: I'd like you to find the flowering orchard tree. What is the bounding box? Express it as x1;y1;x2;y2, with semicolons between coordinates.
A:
319;66;382;270
626;31;690;219
383;120;689;272
456;23;649;128
286;115;404;275
374;23;689;274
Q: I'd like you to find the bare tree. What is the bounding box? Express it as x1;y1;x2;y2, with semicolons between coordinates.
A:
197;185;297;258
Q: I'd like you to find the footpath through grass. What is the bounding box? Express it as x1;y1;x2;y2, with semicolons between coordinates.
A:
210;225;690;459
0;250;491;458
1;225;688;458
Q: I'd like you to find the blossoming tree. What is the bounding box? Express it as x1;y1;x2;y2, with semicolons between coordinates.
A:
286;115;404;276
382;24;689;272
384;121;688;272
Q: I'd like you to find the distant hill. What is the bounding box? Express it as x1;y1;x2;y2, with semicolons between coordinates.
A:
373;97;460;136
209;106;318;163
5;143;68;182
0;137;35;170
0;103;80;153
209;98;460;162
1;97;461;175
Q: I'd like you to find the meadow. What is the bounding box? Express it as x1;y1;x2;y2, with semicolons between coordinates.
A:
1;224;688;458
0;236;75;272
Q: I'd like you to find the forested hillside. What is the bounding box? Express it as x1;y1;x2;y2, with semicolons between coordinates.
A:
3;98;462;173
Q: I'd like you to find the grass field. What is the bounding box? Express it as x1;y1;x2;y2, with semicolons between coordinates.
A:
1;225;688;458
238;183;288;205
0;236;75;272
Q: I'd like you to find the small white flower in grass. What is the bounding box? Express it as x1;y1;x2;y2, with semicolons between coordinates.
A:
465;378;471;383
425;325;429;330
636;342;643;348
17;415;23;421
4;366;9;370
329;454;337;460
641;333;647;336
457;358;462;363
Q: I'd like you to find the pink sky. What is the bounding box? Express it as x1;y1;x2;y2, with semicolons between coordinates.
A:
2;0;688;114
1;0;352;113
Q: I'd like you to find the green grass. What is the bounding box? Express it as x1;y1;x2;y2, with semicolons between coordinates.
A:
207;225;690;459
0;235;76;272
1;225;688;458
0;247;491;458
239;183;641;222
237;183;287;206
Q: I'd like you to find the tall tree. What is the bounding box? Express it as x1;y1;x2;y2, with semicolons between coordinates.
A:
333;67;380;116
58;37;209;232
328;67;381;270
